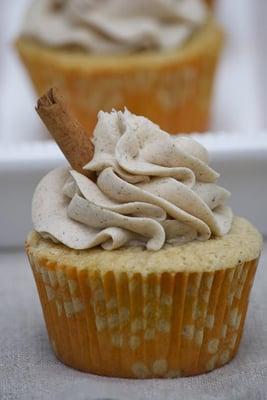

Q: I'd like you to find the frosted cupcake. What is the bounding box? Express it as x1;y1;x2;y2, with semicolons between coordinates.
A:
16;0;223;134
26;96;262;378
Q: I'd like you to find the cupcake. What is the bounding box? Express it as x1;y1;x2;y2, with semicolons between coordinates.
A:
26;90;262;378
16;0;223;135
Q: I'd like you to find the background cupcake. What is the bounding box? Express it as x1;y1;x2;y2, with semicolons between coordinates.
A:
16;0;223;135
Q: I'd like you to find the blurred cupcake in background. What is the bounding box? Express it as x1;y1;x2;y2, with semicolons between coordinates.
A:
16;0;223;135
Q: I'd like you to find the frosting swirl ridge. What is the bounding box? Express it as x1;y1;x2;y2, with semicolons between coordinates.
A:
22;0;208;54
32;109;233;250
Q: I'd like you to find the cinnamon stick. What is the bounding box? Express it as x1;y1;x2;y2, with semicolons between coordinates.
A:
36;87;94;176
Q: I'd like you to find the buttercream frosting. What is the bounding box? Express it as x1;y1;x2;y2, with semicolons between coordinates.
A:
22;0;208;54
32;109;233;250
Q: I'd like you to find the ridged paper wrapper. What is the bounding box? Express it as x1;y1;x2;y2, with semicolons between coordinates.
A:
26;248;258;378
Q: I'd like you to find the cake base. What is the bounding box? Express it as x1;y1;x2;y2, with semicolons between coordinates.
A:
25;218;262;378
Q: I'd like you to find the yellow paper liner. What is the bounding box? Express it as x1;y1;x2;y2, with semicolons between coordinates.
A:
16;21;223;135
26;248;259;378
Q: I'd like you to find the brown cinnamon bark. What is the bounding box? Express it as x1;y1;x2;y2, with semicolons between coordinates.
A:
36;87;94;176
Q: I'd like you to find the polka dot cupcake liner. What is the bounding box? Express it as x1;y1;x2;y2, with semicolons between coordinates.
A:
16;21;223;135
27;251;259;378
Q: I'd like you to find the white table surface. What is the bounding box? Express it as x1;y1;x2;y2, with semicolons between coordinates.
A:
0;242;266;400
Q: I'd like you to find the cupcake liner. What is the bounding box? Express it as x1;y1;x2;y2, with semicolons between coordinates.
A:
27;249;259;378
16;22;223;135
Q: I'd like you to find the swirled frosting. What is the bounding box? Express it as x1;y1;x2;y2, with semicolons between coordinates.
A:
32;109;233;251
22;0;208;54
